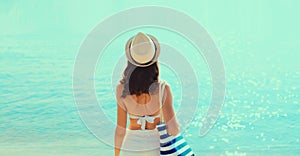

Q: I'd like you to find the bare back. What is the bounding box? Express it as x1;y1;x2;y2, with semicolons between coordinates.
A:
116;82;179;134
116;83;165;130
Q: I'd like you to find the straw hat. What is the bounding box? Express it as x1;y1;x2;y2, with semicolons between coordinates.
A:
125;32;160;67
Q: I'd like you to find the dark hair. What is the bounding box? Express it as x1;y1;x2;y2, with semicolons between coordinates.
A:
120;61;159;98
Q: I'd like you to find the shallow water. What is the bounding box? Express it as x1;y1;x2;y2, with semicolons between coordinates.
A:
1;1;300;156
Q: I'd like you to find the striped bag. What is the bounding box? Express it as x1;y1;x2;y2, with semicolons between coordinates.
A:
157;81;195;156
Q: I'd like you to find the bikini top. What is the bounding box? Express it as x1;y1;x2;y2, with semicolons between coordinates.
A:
129;114;161;130
128;81;166;130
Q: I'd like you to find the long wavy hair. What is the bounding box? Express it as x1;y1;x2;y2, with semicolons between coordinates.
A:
120;61;159;98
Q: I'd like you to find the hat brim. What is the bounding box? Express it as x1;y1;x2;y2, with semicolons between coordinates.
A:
125;34;160;67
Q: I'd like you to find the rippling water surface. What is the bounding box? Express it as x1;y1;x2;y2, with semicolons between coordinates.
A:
1;33;299;155
1;1;300;156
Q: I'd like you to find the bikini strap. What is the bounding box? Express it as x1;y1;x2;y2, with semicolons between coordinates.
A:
129;114;160;130
159;80;166;123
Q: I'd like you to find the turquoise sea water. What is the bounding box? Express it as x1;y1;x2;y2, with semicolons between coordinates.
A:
1;1;299;155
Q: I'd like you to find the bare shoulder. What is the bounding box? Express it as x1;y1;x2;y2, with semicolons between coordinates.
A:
162;83;172;104
116;83;124;98
164;83;170;91
116;83;124;90
164;83;172;95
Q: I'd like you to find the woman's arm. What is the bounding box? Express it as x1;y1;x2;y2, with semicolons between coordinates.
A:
162;84;180;136
114;103;127;156
114;85;127;156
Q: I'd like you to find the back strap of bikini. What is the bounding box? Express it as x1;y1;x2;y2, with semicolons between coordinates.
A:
159;80;166;123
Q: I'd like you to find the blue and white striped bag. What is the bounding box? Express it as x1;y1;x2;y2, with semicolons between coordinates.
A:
157;124;194;156
156;81;195;156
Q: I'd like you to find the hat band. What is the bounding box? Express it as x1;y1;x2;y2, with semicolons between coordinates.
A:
128;38;158;66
